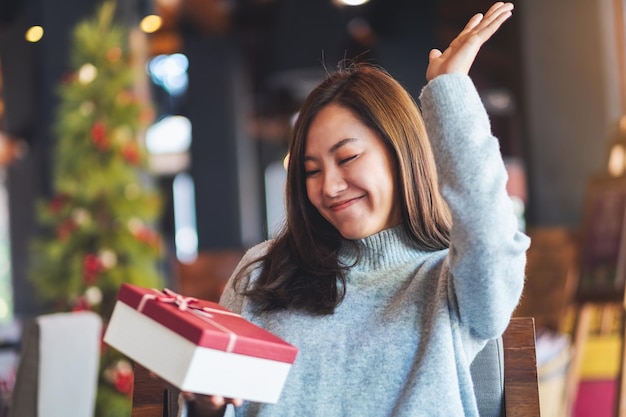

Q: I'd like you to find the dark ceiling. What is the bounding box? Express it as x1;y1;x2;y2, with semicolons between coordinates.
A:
152;0;522;93
0;0;524;155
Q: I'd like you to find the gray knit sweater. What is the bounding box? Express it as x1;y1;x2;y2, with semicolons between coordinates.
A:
217;74;530;417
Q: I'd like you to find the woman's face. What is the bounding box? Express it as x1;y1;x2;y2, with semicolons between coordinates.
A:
304;103;401;240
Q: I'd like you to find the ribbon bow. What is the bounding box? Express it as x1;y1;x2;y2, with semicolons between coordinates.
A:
136;287;240;352
160;288;198;311
137;288;199;312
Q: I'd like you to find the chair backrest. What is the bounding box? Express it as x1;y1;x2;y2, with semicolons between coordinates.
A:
131;363;176;417
131;317;541;417
472;317;541;417
502;317;541;417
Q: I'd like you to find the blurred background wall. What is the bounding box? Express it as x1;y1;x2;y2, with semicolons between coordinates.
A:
0;0;622;317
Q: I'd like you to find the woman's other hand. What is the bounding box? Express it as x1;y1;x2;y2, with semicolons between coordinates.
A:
182;392;243;417
147;371;243;416
425;2;514;81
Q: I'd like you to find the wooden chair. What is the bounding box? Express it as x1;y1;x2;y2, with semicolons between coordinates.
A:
501;317;541;417
131;317;541;417
131;366;178;417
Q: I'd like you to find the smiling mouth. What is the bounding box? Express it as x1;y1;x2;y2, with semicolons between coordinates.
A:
329;196;363;211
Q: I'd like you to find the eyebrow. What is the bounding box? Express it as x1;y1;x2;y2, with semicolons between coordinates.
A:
304;138;358;162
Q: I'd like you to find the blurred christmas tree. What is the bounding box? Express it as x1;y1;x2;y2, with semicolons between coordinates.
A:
29;1;165;415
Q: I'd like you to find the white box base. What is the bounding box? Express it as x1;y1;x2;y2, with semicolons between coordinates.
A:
104;301;292;403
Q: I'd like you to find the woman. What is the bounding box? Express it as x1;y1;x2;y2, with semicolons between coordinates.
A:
184;2;529;416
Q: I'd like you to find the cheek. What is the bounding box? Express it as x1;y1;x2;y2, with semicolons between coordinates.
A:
378;161;399;205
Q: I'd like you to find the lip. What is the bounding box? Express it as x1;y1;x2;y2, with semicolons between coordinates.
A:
329;196;363;212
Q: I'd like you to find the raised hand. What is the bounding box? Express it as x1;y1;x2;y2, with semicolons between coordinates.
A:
425;2;514;81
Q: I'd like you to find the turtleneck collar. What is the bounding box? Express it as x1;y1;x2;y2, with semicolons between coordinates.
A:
338;226;432;271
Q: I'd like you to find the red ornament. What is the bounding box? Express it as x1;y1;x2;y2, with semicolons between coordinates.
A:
56;218;77;241
121;142;140;165
61;71;76;85
105;360;134;396
114;369;134;395
82;253;103;284
49;194;69;214
72;296;90;312
139;107;155;125
133;225;161;251
106;47;122;63
91;122;109;151
117;91;134;105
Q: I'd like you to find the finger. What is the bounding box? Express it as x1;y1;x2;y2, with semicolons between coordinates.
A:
428;49;443;61
484;2;508;17
228;398;244;407
477;2;514;30
458;3;511;42
485;2;512;17
460;13;484;35
474;9;513;42
210;395;226;408
461;4;511;48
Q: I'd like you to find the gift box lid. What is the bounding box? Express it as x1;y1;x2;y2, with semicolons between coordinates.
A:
115;283;298;364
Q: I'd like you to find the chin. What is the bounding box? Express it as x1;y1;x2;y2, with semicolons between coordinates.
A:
337;226;376;240
339;232;365;240
337;222;398;240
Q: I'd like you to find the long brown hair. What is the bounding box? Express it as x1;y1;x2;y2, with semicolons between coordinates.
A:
236;63;452;315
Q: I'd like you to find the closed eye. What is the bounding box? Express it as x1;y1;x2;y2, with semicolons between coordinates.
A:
305;169;321;178
340;155;358;165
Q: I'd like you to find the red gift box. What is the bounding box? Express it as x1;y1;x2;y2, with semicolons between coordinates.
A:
103;283;298;403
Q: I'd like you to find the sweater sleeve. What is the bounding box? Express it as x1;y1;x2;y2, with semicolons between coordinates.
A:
419;73;530;339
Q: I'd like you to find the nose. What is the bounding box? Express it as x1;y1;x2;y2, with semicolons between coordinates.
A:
322;167;347;197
